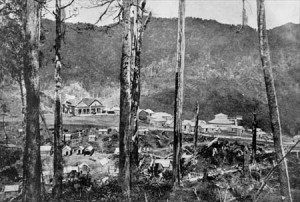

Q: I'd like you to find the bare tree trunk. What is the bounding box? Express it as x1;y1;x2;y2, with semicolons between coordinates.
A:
119;0;132;199
131;0;140;168
243;145;250;178
2;114;8;145
252;112;257;163
194;102;199;150
22;0;42;201
132;2;151;169
53;0;64;199
256;1;292;201
173;0;185;187
18;73;25;111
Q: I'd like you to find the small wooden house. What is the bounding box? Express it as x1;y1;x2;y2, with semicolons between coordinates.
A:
62;145;72;156
138;128;149;136
154;159;172;171
98;129;107;135
3;185;20;200
75;98;105;115
114;147;119;155
42;170;53;185
40;145;52;156
63;133;72;141
88;134;97;142
84;145;94;156
63;166;79;176
74;145;84;155
78;163;90;175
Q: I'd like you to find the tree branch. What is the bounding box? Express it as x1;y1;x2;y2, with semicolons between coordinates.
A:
94;0;113;24
60;0;75;10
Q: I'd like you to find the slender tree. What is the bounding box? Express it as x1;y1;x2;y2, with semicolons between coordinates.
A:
53;0;64;199
119;0;132;198
173;0;185;187
252;112;257;163
131;0;151;168
194;102;199;150
256;0;292;201
131;0;139;169
22;0;42;201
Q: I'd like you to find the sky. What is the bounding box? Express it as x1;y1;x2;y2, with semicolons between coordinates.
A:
45;0;300;29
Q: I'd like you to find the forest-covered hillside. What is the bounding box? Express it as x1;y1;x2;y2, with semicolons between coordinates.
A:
5;18;300;135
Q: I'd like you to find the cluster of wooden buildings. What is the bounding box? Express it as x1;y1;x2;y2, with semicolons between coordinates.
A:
40;144;95;157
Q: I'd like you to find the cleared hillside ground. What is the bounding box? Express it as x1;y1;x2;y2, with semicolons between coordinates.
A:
43;114;119;128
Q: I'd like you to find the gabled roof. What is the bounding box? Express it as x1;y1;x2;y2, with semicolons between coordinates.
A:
155;159;171;168
63;145;72;151
64;133;72;137
215;113;228;117
4;185;20;192
40;145;52;152
77;98;103;107
190;120;206;127
182;120;192;125
145;109;154;114
152;112;172;118
85;145;94;151
63;166;78;174
78;162;90;168
200;124;219;129
208;113;234;125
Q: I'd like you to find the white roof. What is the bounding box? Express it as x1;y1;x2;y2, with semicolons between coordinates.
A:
63;145;72;151
64;133;72;137
114;148;119;154
63;166;78;174
155;159;171;168
151;117;167;122
293;135;300;139
208;113;234;125
78;162;89;168
98;129;107;132
40;146;52;152
111;107;120;111
4;185;20;192
190;120;206;127
182;153;193;159
230;125;245;129
152;112;172;118
89;134;97;137
145;109;154;114
78;146;85;149
138;128;149;132
99;158;109;165
200;124;218;129
85;145;94;151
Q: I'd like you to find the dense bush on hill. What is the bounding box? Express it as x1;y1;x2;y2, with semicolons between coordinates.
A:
1;17;300;135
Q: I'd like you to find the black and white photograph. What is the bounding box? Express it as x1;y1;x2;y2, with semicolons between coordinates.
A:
0;0;299;201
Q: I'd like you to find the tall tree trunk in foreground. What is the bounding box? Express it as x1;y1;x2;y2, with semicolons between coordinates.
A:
22;0;42;201
53;0;64;199
119;0;132;199
194;102;199;150
131;0;140;168
132;1;151;167
252;112;257;163
256;1;292;201
173;0;185;187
